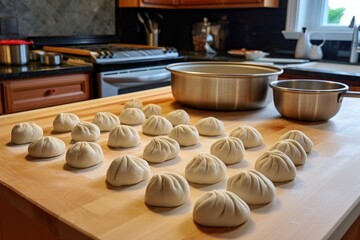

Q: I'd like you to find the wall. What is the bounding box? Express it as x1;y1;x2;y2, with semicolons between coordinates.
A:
0;0;115;38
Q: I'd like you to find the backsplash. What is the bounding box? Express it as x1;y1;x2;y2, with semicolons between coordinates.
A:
0;0;115;38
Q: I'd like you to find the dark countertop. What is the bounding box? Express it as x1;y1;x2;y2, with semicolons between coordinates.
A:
0;61;93;80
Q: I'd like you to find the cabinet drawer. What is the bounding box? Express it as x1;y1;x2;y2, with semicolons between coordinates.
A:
3;73;90;113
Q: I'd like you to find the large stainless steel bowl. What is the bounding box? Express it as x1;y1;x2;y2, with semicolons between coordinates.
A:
270;79;360;121
166;62;283;110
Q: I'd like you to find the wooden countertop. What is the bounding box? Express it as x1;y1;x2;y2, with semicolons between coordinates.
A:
1;86;360;240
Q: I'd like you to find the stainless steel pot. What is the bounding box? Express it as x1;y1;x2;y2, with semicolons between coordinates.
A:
0;40;32;65
166;62;283;110
40;52;62;65
270;79;360;121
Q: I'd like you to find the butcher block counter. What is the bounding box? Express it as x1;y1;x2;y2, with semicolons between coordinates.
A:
0;86;360;240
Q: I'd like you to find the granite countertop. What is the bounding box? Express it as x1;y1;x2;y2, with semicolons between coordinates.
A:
0;61;93;80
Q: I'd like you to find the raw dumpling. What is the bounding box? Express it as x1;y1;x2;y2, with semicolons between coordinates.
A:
107;125;140;148
92;112;120;132
28;136;65;158
229;125;264;149
255;150;296;182
193;190;251;227
106;155;151;187
195;117;224;136
66;142;103;168
210;137;245;164
71;122;100;142
143;136;180;163
11;122;43;144
270;139;307;165
169;124;199;147
119;108;146;125
166;109;190;126
142;115;173;136
142;103;162;118
124;98;143;109
227;170;275;205
279;130;313;153
53;113;80;132
185;153;227;184
145;172;190;207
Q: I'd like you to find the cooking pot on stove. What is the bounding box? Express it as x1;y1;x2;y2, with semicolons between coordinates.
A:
0;40;32;65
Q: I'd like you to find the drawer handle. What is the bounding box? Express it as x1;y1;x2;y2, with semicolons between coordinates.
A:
46;89;56;95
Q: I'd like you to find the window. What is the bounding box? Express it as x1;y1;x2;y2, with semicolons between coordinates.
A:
282;0;360;41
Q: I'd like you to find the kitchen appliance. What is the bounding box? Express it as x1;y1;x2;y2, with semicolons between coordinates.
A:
166;62;283;111
0;40;32;65
270;79;360;121
43;43;182;98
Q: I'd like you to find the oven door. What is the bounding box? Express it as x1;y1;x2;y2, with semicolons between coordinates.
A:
99;65;171;97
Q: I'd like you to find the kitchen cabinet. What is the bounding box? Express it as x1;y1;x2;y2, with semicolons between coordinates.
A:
0;85;3;114
1;73;91;114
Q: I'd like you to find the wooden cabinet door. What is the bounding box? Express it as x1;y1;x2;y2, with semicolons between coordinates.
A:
0;84;3;115
143;0;178;4
179;0;219;5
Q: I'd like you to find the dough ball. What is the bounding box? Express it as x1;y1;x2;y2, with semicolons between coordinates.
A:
279;130;313;153
142;115;173;136
119;108;146;125
166;109;190;126
71;122;100;142
108;125;140;148
195;117;224;136
193;190;251;227
145;172;190;207
185;153;227;184
142;104;162;118
210;137;245;165
255;150;296;182
169;124;199;147
28;136;65;158
53;113;80;132
270;139;307;165
66;142;103;168
11;122;43;144
106;155;151;187
143;136;180;163
229;125;264;149
124;98;143;109
92;112;120;132
227;170;275;205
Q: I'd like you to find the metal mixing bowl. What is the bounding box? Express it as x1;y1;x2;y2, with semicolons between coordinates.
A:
270;79;360;121
166;62;283;110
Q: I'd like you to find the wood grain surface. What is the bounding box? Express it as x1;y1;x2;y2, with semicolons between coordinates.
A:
0;86;359;240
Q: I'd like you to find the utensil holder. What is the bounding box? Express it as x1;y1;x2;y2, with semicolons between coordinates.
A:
147;32;158;46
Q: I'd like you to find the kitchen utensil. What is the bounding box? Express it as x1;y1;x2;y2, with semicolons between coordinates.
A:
166;62;283;111
295;27;311;59
270;79;360;121
137;12;149;34
40;52;63;65
0;39;32;65
29;50;45;61
309;34;326;60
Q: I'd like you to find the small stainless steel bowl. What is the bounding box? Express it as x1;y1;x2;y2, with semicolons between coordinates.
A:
40;52;62;65
166;62;283;111
270;79;360;121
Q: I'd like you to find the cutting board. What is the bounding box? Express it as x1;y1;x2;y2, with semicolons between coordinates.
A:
0;87;360;240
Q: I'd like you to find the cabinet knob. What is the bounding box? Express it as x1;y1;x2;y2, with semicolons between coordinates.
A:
45;89;56;95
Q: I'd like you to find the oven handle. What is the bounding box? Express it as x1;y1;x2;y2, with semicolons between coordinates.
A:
103;69;171;84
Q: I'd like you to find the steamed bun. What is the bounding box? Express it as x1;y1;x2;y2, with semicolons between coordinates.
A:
227;170;275;204
229;125;264;149
143;136;180;163
124;98;143;109
193;190;251;227
106;155;151;187
66;142;103;168
92;112;120;132
108;125;140;148
71;122;100;142
142;104;162;118
195;117;224;136
270;139;307;165
145;172;190;207
166;109;190;126
119;108;146;125
255;150;296;182
210;137;245;164
142;115;173;136
28;136;65;158
279;130;313;153
185;153;227;184
11;122;43;144
169;124;199;147
53;113;80;132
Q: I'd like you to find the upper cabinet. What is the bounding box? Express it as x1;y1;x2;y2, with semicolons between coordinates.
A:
119;0;279;8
